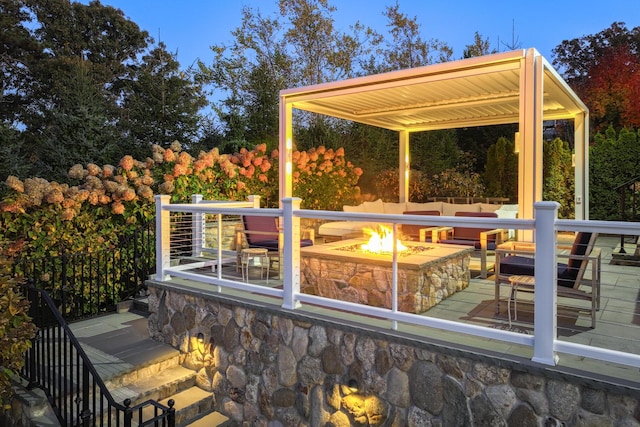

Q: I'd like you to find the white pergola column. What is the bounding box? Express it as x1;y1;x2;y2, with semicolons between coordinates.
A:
574;112;589;220
399;130;410;203
518;49;544;238
279;98;293;201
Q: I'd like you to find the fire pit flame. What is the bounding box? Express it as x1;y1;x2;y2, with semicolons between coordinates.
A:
361;226;407;254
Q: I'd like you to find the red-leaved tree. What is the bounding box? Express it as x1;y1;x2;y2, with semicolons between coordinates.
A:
578;45;640;130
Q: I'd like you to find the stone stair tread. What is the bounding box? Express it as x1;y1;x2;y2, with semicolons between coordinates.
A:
145;386;214;425
110;365;197;404
180;410;231;427
23;414;61;427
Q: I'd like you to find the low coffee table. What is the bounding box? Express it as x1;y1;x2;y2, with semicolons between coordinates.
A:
240;248;269;282
507;275;535;326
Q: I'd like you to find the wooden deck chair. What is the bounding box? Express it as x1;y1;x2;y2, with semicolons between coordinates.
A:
494;232;601;327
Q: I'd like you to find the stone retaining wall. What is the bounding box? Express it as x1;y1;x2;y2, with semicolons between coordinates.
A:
146;283;640;426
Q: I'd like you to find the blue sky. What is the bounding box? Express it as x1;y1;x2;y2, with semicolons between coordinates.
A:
87;0;640;71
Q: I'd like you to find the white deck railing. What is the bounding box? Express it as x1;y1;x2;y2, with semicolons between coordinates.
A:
154;194;640;371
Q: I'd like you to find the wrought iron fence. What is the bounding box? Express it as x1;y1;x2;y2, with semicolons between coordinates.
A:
22;284;174;427
13;221;155;322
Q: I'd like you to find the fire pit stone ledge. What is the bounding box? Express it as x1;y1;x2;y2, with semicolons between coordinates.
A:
300;239;472;314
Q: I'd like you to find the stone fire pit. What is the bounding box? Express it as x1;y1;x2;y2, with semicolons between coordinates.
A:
300;239;472;314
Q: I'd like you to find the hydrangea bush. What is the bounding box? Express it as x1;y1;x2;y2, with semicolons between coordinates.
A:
0;142;363;256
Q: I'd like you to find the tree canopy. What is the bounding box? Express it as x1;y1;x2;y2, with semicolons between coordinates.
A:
0;0;207;182
3;0;635;219
552;22;640;132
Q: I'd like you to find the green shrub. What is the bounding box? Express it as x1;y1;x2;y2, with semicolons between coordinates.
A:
0;258;36;413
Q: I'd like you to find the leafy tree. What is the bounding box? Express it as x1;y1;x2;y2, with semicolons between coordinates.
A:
0;0;41;125
462;31;496;59
338;123;397;194
409;130;461;177
200;6;292;146
552;22;640;131
27;56;118;181
577;45;640;131
279;0;363;84
1;0;152;181
368;2;452;73
1;0;209;182
0;124;29;186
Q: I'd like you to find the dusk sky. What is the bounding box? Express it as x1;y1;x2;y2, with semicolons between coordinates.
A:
84;0;640;73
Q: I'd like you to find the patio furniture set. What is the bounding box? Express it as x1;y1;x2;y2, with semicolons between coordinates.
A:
234;208;601;326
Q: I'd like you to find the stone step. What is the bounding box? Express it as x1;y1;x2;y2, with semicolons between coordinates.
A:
102;350;183;390
147;386;222;426
179;410;232;427
110;364;197;407
132;296;150;315
10;377;61;427
117;296;150;316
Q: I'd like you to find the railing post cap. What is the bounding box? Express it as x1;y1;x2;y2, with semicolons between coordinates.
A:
534;201;560;211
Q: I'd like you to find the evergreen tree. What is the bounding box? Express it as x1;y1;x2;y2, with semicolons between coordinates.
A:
118;43;207;159
543;138;574;218
31;57;117;180
589;126;640;220
484;136;518;201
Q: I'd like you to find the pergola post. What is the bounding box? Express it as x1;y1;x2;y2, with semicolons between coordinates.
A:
518;49;544;240
574;112;589;220
399;130;410;203
279;98;293;201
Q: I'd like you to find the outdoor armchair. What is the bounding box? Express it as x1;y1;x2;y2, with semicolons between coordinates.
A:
432;211;508;279
235;215;314;272
400;210;442;242
494;232;601;327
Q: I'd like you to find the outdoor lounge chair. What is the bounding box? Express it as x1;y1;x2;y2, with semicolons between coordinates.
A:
400;210;441;241
235;215;314;273
494;232;601;328
433;211;507;279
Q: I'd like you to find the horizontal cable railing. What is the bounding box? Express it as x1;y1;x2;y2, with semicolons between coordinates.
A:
22;284;175;427
155;195;640;375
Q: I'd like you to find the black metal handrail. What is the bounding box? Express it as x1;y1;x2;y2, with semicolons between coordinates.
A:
13;221;155;322
22;284;175;427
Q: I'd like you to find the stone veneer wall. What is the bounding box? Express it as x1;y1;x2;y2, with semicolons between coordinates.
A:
204;220;240;251
300;250;470;314
146;283;640;426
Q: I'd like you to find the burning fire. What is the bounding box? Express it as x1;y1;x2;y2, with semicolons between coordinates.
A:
361;226;407;254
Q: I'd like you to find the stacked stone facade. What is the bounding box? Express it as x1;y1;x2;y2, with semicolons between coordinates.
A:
147;283;640;426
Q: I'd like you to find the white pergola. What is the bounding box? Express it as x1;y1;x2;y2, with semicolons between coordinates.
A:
278;48;589;220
